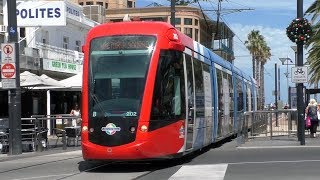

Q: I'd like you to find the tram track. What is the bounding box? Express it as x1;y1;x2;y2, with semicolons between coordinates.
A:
0;156;82;174
56;161;116;180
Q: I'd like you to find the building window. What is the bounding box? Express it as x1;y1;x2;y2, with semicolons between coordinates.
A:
184;28;193;38
128;1;133;7
79;2;83;5
20;28;25;38
176;27;181;32
184;18;192;25
195;29;199;42
42;38;47;44
97;2;103;6
105;3;108;9
175;18;181;25
75;40;81;52
195;19;199;26
63;36;69;49
86;2;93;5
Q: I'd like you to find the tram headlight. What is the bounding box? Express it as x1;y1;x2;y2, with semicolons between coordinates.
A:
140;125;148;132
82;126;88;132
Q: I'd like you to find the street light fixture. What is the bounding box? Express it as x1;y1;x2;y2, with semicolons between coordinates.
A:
291;45;297;65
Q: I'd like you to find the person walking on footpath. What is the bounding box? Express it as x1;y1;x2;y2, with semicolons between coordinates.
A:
305;99;319;138
70;103;81;127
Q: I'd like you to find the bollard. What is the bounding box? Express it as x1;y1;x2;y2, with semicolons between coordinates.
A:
37;132;43;152
62;130;67;150
35;118;43;152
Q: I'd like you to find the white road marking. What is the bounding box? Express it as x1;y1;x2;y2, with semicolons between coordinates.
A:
12;174;73;180
169;164;228;180
237;146;320;149
226;159;320;165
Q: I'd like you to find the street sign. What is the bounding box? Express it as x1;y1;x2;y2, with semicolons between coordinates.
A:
291;66;308;83
1;79;16;89
1;63;16;78
1;43;16;63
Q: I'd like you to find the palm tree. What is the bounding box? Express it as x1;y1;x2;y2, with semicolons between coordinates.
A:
258;42;272;108
245;30;262;80
245;30;271;109
305;1;320;85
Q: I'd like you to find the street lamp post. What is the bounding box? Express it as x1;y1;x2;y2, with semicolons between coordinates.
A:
297;0;305;145
279;57;295;104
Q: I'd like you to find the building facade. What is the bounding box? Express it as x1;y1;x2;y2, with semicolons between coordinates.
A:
83;4;235;62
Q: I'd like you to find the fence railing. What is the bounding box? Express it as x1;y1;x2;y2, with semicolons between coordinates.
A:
237;109;299;145
0;114;81;154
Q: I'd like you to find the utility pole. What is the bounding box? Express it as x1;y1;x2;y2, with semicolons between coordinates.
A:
278;67;281;101
275;63;278;109
170;0;175;27
7;0;22;154
297;0;305;145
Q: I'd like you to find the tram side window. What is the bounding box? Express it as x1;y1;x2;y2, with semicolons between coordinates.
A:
245;83;251;112
193;60;204;119
151;50;185;121
236;77;244;112
216;68;223;137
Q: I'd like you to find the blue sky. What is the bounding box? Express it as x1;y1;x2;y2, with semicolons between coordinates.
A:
137;0;314;105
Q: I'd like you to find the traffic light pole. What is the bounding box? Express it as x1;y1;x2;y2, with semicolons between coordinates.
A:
297;0;305;145
7;0;22;155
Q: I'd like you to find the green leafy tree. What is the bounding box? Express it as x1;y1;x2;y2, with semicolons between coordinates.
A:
305;1;320;84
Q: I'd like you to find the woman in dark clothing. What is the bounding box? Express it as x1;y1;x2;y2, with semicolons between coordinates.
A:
305;99;319;138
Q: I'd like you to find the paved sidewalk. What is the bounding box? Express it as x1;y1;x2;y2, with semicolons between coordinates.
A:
237;135;320;148
0;135;81;162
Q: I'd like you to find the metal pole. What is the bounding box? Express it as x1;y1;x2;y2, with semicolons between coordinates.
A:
275;63;278;108
278;67;281;101
7;0;22;155
287;62;289;99
170;0;175;27
275;63;278;126
297;0;305;145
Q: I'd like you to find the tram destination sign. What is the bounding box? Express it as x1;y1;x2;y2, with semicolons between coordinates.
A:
291;66;308;83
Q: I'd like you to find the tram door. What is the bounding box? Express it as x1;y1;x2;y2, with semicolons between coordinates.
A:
184;54;195;150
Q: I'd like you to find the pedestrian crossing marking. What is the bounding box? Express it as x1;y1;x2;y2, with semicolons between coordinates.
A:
169;164;228;180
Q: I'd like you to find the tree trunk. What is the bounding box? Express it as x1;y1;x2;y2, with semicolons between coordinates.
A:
260;62;265;110
252;56;255;80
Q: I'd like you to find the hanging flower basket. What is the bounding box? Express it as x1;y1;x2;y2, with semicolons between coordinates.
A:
286;18;312;44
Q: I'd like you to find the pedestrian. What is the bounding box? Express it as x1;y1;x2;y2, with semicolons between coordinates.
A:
305;99;319;138
70;103;81;126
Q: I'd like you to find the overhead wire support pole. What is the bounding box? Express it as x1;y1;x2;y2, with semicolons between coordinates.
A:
170;0;175;27
7;0;22;155
297;0;305;145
